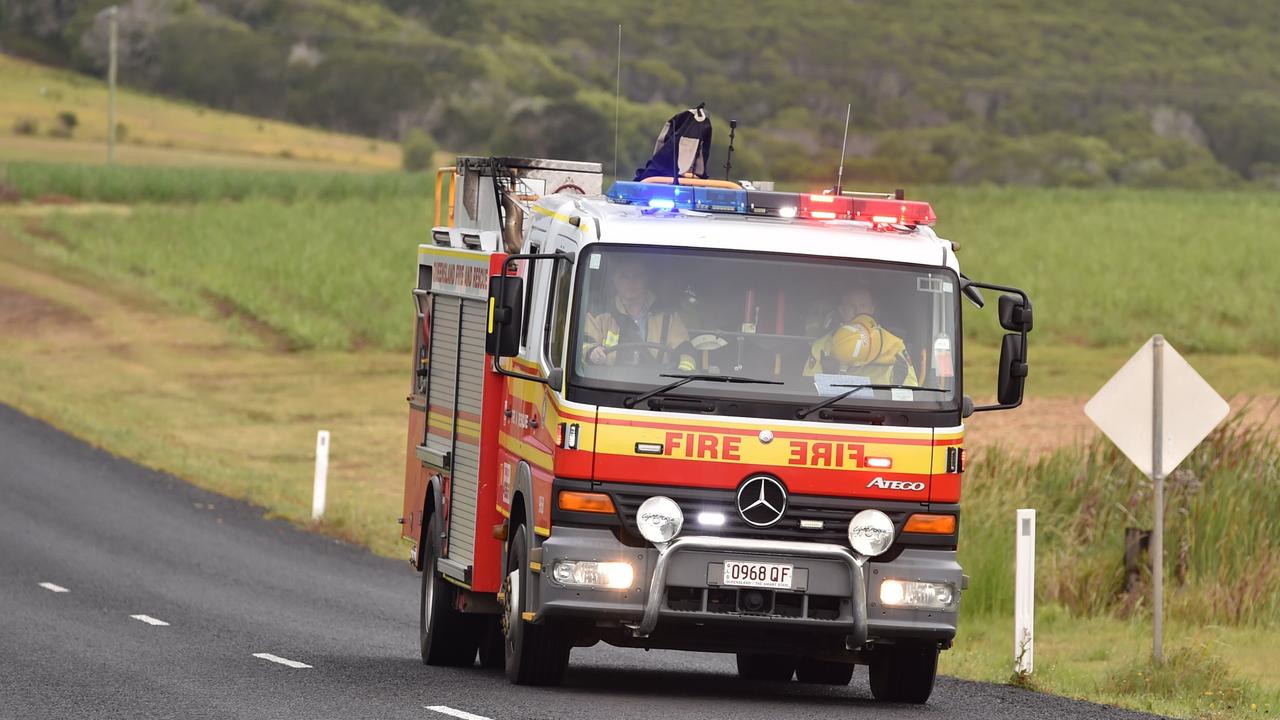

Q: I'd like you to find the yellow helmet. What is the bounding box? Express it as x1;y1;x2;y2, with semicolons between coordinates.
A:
832;315;881;367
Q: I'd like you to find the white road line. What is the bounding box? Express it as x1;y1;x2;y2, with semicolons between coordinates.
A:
425;706;493;720
252;652;312;669
38;582;69;593
129;614;170;626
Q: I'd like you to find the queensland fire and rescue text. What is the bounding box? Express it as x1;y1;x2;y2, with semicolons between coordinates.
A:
403;154;1032;702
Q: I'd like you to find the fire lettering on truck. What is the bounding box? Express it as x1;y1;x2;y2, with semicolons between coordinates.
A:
787;440;866;468
664;432;742;461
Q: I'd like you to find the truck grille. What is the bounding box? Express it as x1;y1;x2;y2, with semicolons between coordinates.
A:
606;483;915;544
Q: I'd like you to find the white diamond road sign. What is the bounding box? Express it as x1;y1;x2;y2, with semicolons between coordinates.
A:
1084;336;1229;477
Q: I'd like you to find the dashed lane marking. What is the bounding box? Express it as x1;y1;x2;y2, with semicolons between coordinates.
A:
252;653;312;669
426;707;493;720
130;614;170;626
38;582;69;593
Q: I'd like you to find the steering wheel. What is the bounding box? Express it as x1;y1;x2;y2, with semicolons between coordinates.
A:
601;341;677;367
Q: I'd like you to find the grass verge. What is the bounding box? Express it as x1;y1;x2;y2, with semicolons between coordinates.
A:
1;161;430;204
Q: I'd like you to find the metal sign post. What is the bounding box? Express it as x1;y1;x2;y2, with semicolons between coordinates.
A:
1085;334;1228;664
1150;335;1164;661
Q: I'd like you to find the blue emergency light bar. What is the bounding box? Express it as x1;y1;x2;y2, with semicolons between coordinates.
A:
605;181;937;226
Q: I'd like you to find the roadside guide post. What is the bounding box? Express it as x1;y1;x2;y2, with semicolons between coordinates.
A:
1084;335;1229;662
1014;508;1036;675
312;430;329;521
107;5;118;165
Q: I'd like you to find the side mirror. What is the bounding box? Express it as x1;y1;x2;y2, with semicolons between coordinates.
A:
547;367;564;393
996;332;1027;406
998;294;1033;333
968;279;1032;414
486;275;523;357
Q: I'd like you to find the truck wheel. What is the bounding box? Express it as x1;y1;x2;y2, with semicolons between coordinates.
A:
419;514;479;667
502;526;569;685
795;657;854;685
868;642;939;704
735;653;796;682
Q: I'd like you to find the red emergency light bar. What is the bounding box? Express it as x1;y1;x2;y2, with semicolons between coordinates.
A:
851;197;937;226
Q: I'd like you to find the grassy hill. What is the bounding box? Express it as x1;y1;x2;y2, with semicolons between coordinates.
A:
0;54;398;170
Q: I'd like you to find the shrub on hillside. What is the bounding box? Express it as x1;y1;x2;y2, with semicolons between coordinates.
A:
401;129;438;172
12;118;39;136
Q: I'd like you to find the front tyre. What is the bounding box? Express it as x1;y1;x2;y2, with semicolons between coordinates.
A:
419;514;479;667
868;642;939;704
502;526;570;685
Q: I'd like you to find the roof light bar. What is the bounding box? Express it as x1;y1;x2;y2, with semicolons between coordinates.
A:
606;182;936;227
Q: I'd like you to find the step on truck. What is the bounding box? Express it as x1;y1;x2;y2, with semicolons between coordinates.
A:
402;156;1032;703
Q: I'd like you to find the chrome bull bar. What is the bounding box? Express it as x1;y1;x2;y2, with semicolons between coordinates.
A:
628;535;868;640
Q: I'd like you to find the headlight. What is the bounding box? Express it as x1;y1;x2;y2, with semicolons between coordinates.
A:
551;560;634;590
879;579;957;610
848;509;894;556
636;496;683;544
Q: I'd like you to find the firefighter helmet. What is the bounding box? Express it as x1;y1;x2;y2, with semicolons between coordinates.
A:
832;315;881;367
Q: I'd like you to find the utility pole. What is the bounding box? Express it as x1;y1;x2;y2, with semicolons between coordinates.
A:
107;5;118;165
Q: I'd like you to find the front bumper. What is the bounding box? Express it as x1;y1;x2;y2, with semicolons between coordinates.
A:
536;525;961;647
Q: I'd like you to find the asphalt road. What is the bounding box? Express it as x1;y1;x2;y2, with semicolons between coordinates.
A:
0;403;1163;720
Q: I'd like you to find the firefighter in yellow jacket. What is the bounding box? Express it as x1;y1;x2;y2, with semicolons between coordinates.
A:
583;258;696;372
804;288;917;384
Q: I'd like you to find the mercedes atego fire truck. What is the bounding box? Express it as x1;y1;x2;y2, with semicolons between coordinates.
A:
401;156;1032;703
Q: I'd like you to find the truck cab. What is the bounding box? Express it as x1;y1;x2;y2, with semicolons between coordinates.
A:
404;157;1032;703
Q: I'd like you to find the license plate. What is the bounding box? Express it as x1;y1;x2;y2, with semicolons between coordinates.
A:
722;560;794;590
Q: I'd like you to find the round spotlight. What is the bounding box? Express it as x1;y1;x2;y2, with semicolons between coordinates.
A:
636;496;684;544
848;509;895;557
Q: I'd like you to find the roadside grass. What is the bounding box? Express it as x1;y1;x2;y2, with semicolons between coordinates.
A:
0;54;398;170
960;416;1280;626
941;609;1280;718
1;161;431;204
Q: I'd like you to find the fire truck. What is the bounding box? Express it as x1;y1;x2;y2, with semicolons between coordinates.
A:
402;156;1032;703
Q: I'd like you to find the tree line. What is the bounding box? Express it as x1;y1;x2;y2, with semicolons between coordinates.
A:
3;0;1279;188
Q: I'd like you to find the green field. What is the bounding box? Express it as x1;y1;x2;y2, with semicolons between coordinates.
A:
2;165;1278;718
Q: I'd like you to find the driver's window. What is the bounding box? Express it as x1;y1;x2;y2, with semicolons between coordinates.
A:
545;257;572;370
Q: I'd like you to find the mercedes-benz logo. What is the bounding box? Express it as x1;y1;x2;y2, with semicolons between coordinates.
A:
736;475;788;528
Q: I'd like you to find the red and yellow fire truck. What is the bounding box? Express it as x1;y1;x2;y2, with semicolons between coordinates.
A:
402;156;1032;703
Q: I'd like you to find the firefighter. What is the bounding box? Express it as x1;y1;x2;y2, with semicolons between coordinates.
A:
583;258;696;371
804;287;917;384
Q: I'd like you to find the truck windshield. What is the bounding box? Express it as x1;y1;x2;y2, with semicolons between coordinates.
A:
569;245;959;409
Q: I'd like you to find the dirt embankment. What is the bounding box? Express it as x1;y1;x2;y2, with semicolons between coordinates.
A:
964;394;1278;456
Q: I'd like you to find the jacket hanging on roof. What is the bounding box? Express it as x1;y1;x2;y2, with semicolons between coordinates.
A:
634;107;713;181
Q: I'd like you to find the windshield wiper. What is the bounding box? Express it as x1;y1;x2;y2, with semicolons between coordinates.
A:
623;373;784;409
795;383;949;419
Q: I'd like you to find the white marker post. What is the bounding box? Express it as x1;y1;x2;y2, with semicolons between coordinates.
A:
1014;508;1035;675
311;430;329;521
